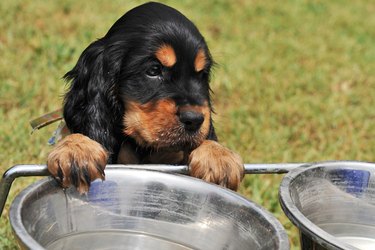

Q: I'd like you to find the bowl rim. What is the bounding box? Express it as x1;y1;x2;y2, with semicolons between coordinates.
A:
279;160;375;250
10;168;290;250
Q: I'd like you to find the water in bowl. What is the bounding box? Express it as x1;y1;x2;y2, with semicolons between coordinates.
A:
45;230;193;250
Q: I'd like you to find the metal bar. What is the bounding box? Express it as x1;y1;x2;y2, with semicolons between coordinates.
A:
108;164;190;174
107;163;307;174
243;163;308;174
0;163;307;218
0;165;49;218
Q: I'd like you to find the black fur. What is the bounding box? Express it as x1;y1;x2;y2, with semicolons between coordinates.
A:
63;2;217;163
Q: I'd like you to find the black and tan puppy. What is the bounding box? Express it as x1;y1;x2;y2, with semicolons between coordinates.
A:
47;2;244;193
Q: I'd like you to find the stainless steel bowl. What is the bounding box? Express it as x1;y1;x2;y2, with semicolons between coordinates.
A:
279;161;375;250
10;168;289;250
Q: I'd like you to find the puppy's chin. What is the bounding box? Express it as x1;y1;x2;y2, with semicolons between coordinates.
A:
128;128;206;152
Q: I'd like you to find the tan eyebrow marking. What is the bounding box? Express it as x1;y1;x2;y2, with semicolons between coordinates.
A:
194;49;207;72
155;44;177;67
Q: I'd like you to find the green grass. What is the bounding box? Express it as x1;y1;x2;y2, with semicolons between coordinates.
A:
1;0;374;249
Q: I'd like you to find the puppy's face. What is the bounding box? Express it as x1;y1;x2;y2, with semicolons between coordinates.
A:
109;3;214;151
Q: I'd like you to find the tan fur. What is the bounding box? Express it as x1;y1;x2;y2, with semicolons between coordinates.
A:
124;99;178;147
47;133;108;194
194;49;206;72
155;44;177;67
188;140;244;190
123;99;211;149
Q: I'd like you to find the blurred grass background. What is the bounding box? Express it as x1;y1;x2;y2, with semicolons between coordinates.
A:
0;0;374;249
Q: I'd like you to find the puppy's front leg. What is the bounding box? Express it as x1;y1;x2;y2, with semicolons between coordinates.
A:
47;134;108;194
188;140;244;190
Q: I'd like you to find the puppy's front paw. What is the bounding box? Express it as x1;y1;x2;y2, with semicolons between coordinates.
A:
188;140;244;190
47;134;108;194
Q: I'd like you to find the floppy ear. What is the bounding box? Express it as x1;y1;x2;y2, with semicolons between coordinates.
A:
63;39;124;162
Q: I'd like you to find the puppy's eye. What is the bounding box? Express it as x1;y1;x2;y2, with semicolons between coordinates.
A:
146;64;162;77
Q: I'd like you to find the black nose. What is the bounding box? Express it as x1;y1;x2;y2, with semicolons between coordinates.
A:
179;111;204;131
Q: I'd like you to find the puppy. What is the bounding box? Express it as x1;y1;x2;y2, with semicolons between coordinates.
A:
47;2;244;193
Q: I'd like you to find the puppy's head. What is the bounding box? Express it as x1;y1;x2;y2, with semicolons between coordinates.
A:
112;3;213;150
64;2;214;153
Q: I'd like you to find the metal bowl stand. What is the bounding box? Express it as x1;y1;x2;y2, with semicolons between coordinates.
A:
0;163;307;218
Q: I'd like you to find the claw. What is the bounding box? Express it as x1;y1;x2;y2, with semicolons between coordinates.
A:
70;161;80;188
95;162;105;179
55;165;64;185
82;166;91;186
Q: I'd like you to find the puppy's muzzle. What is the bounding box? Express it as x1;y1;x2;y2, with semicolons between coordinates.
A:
178;110;204;131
